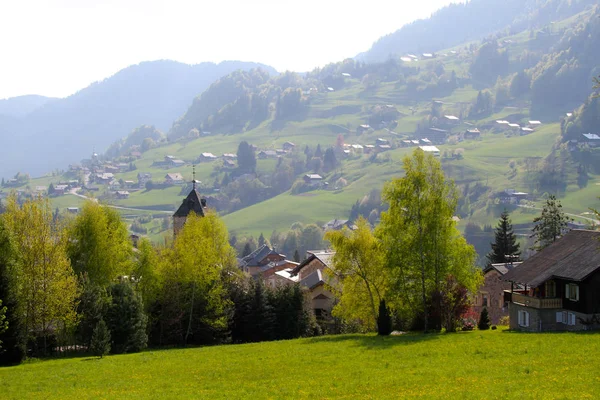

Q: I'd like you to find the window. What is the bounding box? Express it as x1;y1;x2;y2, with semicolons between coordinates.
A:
545;280;556;298
555;311;577;326
518;310;530;327
483;294;488;307
565;283;580;301
568;312;576;326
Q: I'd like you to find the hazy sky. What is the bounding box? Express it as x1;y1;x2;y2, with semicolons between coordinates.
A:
0;0;462;99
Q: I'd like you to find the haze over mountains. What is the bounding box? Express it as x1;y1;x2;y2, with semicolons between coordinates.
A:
0;60;276;178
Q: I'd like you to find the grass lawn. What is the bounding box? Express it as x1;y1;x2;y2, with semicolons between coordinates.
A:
2;329;599;399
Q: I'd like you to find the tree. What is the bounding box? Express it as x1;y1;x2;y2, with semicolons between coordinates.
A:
242;242;252;257
258;233;266;247
315;144;323;158
48;183;55;195
90;319;111;358
105;282;147;354
323;147;337;172
530;195;571;251
133;238;159;309
293;250;300;263
67;200;133;287
377;299;392;335
432;275;471;332
378;149;481;332
3;195;79;356
0;219;26;365
486;210;521;265
478;307;490;330
76;281;109;347
326;218;387;331
237;141;256;173
0;300;7;350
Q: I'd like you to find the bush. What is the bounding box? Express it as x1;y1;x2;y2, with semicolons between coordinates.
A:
478;307;490;330
377;299;392;336
90;319;111;358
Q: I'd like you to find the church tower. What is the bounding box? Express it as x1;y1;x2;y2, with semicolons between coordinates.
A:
173;166;207;237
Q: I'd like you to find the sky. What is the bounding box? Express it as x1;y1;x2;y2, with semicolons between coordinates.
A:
0;0;462;99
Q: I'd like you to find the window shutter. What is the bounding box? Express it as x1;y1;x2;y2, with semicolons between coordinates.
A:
556;312;563;323
518;311;523;326
565;284;570;299
569;312;576;326
524;311;530;327
575;286;580;301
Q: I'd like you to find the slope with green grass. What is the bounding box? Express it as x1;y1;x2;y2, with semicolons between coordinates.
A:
2;329;599;399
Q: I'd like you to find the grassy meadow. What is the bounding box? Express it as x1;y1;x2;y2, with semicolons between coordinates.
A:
2;329;599;399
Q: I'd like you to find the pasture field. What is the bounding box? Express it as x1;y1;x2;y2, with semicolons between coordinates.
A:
2;329;599;399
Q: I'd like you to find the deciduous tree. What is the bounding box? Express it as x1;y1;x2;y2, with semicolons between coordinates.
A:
530;195;571;251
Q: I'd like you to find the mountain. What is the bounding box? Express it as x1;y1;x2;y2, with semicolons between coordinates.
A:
0;95;57;118
357;0;596;63
0;60;277;178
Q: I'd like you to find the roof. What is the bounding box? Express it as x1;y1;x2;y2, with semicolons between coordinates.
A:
528;120;542;125
419;145;440;153
444;115;459;120
503;230;600;287
165;173;184;181
300;269;324;289
173;189;206;218
484;262;522;275
201;152;217;158
241;244;283;267
305;174;323;180
291;251;335;276
323;219;349;230
583;133;600;140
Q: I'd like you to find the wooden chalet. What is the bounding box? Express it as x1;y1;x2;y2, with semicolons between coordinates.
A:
503;230;600;332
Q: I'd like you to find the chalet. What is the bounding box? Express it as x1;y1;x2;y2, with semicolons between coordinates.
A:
420;138;432;145
427;127;449;143
582;133;600;147
105;165;119;174
282;142;296;151
54;184;69;195
258;150;277;159
473;262;521;325
67;207;79;214
363;144;375;154
322;219;354;231
239;245;297;278
137;173;152;188
130;151;142;159
520;127;534;135
95;173;114;184
290;251;336;321
528;120;542;127
124;180;135;188
503;230;600;332
276;149;287;156
376;144;392;152
165;173;184;185
508;123;521;130
464;128;481;140
498;189;528;204
116;191;130;200
223;159;236;168
443;115;460;123
222;153;237;160
419;145;440;157
357;124;371;134
375;138;389;146
303;174;323;186
116;163;129;172
199;152;217;162
350;144;364;153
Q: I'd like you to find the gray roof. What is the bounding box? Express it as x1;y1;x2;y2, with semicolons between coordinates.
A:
241;245;281;267
300;269;324;289
484;262;521;275
503;230;600;287
173;189;206;218
291;251;335;276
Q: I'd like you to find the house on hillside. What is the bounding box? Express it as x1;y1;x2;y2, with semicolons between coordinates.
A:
464;128;481;140
258;150;277;159
375;138;389;146
199;152;217;162
137;173;152;188
282;142;296;151
357;124;371;134
419;145;440;157
473;262;522;325
497;189;528;205
165;173;184;185
322;219;355;231
503;230;600;332
582;134;600;147
116;191;130;200
303;174;323;187
239;245;298;278
222;153;237;160
290;251;336;321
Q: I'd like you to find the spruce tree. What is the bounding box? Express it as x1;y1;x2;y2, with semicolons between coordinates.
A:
105;282;147;354
242;242;252;257
478;307;490;330
90;319;111;358
486;210;521;265
531;195;571;251
293;250;300;263
258;233;265;247
377;299;392;335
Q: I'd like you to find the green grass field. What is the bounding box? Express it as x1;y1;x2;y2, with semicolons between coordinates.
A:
2;329;599;399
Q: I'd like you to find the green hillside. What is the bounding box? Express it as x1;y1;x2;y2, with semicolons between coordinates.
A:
11;5;600;255
2;329;599;399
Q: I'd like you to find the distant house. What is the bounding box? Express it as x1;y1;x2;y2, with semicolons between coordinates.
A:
322;219;355;231
223;159;236;169
528;120;542;127
420;138;432;144
282;142;296;151
521;127;534;135
363;144;375;154
170;159;186;168
357;124;371;134
443;115;460;123
222;153;237;160
95;173;114;184
67;207;79;214
54;184;69;195
427;127;449;143
130;151;142;159
419;145;440;157
258;150;277;159
582;134;600;147
498;189;528;204
124;180;135;188
116;191;130;200
165;173;185;185
303;174;323;186
375;138;389;146
199;152;217;162
137;173;152;188
290;251;336;321
464;128;481;140
238;245;297;278
350;144;364;153
503;230;600;332
473;262;521;325
376;144;391;152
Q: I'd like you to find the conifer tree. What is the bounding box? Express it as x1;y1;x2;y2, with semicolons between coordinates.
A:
258;232;265;247
486;210;520;265
90;319;111;358
478;307;490;330
105;282;147;354
293;250;300;263
531;195;571;251
242;242;252;257
377;299;392;336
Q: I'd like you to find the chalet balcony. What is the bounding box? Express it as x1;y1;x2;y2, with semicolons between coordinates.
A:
508;292;562;309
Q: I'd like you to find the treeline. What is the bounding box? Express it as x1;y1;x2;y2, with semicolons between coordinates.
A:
0;197;316;365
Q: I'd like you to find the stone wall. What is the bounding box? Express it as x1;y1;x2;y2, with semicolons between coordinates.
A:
474;270;512;325
509;302;597;332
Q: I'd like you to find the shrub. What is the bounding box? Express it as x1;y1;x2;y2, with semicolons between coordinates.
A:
90;319;111;358
478;307;490;330
377;299;392;336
